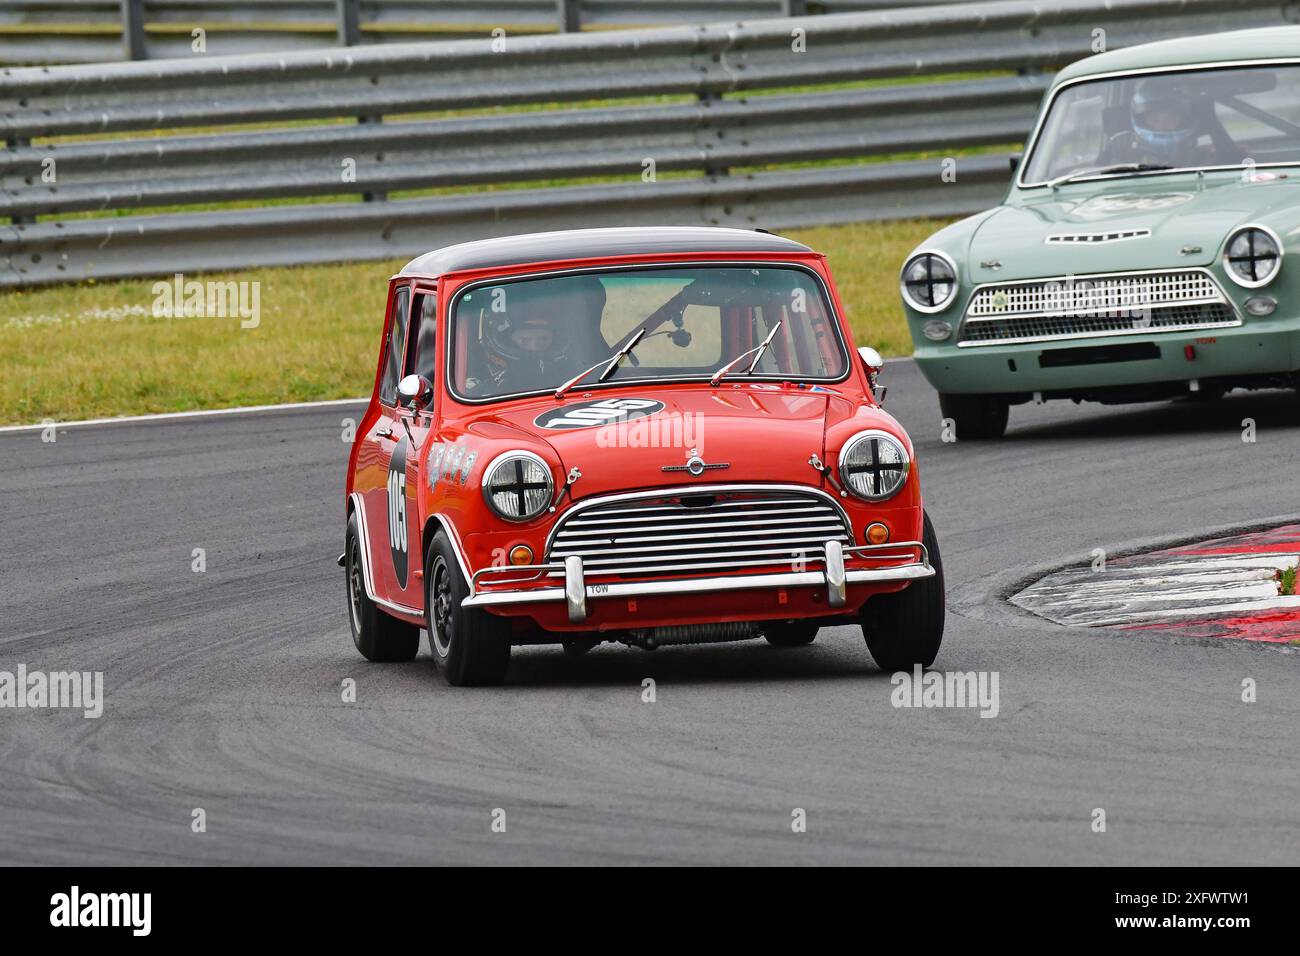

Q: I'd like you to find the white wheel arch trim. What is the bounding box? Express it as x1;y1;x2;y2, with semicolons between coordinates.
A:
348;493;473;618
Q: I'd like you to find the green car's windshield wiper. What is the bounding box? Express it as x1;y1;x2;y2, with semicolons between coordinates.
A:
1047;163;1174;189
553;327;647;399
709;320;783;386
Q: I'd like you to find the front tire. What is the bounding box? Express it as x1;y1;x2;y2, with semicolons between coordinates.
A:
426;530;512;686
345;511;420;662
939;393;1008;440
860;512;945;671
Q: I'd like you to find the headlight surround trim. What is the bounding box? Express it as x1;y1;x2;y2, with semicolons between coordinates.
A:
837;429;911;502
481;450;555;522
900;249;960;314
1223;224;1283;289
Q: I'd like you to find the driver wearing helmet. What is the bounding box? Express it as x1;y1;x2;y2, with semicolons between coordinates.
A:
480;277;608;395
1103;77;1236;168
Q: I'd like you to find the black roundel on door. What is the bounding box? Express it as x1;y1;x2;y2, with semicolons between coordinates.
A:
534;397;665;430
385;437;410;589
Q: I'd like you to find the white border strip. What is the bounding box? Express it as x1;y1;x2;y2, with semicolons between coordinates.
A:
0;397;368;434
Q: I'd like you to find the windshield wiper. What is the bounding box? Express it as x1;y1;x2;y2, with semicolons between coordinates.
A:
709;320;783;387
1048;163;1173;189
553;327;647;399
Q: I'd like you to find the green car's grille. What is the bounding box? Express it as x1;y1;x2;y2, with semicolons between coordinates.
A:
958;269;1240;346
960;303;1238;344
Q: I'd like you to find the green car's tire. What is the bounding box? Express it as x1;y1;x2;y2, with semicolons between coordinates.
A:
939;393;1009;441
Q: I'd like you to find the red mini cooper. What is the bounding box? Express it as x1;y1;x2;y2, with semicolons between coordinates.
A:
343;227;943;685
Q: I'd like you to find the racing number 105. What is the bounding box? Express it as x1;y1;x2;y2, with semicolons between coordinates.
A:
387;470;407;553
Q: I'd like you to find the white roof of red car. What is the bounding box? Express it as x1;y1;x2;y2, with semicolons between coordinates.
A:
399;226;812;278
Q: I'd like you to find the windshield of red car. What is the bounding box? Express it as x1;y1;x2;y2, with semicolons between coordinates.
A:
447;265;848;401
1021;63;1300;185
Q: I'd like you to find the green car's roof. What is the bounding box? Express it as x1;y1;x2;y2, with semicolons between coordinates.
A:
1055;25;1300;86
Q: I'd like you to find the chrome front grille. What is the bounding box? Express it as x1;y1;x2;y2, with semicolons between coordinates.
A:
958;268;1239;346
546;487;852;580
960;302;1238;344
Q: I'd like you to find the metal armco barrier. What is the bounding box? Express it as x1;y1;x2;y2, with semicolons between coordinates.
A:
0;2;1009;66
2;0;1297;286
0;0;797;64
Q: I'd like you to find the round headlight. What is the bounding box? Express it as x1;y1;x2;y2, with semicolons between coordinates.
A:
838;430;910;502
900;251;958;313
482;451;553;522
1224;226;1282;288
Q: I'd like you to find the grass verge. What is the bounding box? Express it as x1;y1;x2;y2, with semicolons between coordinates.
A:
0;217;952;425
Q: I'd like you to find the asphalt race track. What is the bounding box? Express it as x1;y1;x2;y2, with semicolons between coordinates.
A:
2;359;1297;865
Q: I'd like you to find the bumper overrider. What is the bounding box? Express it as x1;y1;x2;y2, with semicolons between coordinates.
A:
464;539;934;624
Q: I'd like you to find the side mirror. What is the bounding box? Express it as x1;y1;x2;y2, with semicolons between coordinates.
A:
397;374;433;411
857;346;887;404
1008;153;1022;173
857;346;883;374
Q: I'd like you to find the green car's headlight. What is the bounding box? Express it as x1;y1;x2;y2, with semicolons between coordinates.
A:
838;430;910;502
482;451;553;522
1224;226;1282;288
901;251;958;314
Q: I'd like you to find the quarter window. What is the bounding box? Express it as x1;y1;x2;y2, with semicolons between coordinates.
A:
411;293;438;384
378;287;411;406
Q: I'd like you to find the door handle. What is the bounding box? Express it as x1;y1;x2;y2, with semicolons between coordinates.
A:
375;426;395;439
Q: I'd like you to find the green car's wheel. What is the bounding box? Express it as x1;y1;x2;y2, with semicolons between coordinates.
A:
939;393;1009;441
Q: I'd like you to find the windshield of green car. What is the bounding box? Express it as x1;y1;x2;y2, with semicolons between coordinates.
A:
447;265;848;401
1021;62;1300;186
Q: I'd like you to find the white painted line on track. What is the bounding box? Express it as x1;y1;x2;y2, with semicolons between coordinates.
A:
0;363;912;435
0;397;369;434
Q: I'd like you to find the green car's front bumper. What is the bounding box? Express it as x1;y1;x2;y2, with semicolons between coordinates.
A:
914;312;1300;398
909;260;1300;400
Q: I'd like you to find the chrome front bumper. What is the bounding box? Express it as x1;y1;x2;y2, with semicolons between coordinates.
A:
463;539;934;623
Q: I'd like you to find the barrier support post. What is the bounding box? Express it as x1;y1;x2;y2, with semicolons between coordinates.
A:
557;0;581;33
337;0;362;46
121;0;146;60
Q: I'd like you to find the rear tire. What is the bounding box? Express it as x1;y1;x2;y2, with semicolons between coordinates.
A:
426;530;512;686
861;512;945;671
763;621;819;646
939;393;1008;440
345;512;420;663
